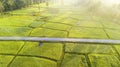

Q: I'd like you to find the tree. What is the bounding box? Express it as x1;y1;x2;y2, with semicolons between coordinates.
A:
0;0;44;12
0;2;4;13
7;0;15;10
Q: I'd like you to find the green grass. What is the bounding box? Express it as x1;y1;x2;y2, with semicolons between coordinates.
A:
0;27;32;36
0;3;120;67
61;54;88;67
69;27;108;39
105;29;120;39
30;28;67;38
10;56;57;67
114;45;120;55
89;54;120;67
48;17;65;22
29;21;46;28
65;43;115;54
0;41;24;54
102;20;120;29
75;20;103;28
0;55;13;67
19;42;63;60
0;16;36;26
61;18;78;25
42;22;71;31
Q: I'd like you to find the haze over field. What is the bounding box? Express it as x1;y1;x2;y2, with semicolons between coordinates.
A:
0;0;120;67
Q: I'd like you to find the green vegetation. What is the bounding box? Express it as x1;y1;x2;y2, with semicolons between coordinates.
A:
75;21;103;28
0;0;48;13
30;28;68;37
89;54;120;67
0;16;35;26
0;27;32;36
69;27;108;39
61;54;88;67
65;43;115;54
19;42;63;60
0;41;24;54
0;0;120;67
10;56;57;67
0;55;13;67
42;22;71;31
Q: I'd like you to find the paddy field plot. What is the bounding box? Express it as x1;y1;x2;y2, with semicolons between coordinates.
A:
0;4;120;67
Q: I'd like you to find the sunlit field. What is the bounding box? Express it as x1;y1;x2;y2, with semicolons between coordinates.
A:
0;0;120;67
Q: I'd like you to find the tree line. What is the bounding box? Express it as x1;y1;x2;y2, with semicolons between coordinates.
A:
0;0;48;13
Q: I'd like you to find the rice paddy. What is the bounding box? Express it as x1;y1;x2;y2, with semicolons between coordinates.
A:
0;3;120;67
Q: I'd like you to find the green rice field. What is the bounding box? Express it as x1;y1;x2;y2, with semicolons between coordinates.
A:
0;3;120;67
